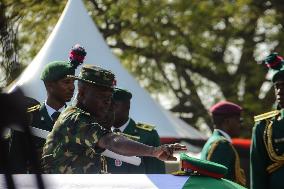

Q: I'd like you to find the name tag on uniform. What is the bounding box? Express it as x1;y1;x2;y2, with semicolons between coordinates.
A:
115;159;122;167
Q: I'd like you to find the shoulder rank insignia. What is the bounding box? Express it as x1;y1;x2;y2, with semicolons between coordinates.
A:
136;122;155;131
27;104;41;113
254;110;280;122
121;133;140;141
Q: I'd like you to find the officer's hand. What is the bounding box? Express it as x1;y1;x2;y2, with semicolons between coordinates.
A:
153;143;187;161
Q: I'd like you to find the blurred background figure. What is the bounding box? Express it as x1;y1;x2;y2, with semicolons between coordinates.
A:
107;88;166;174
0;88;44;188
200;101;246;186
7;96;41;173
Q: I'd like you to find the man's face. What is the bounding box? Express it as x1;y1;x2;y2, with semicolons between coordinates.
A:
274;81;284;109
113;100;130;125
48;78;75;103
84;85;113;120
226;116;241;138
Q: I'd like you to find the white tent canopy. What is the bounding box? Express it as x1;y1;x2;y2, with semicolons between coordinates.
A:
9;0;206;139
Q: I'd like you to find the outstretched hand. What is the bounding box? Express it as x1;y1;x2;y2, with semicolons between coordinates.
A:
153;143;187;161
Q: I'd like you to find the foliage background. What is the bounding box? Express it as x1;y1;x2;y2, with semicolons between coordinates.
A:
1;0;284;137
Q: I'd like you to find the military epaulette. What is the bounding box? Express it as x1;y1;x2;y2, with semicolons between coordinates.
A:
136;122;155;131
121;133;140;141
27;104;41;113
254;110;280;122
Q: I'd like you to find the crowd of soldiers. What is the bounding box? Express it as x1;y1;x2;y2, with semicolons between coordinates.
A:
2;45;284;189
7;45;185;175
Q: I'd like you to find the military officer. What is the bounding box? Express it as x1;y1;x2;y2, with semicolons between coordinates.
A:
41;65;186;174
106;88;165;174
201;101;246;186
9;45;86;173
250;53;284;189
35;44;86;133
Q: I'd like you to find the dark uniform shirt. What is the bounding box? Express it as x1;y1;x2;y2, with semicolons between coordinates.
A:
107;118;165;174
42;106;110;173
250;110;284;189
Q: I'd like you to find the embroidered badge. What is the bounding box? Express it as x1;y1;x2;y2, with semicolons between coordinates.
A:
115;159;122;167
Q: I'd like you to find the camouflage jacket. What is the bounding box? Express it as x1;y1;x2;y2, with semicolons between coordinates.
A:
41;106;110;173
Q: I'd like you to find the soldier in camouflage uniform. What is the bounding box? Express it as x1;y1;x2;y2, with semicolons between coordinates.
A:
107;88;165;174
42;65;186;173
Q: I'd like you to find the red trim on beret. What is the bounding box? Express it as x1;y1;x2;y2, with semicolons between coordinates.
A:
210;101;242;115
181;160;224;179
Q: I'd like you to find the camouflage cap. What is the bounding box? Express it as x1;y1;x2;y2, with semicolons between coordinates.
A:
180;153;228;179
40;61;76;82
113;88;132;101
69;65;116;88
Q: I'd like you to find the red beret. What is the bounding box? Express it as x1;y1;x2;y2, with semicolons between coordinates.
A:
210;101;242;115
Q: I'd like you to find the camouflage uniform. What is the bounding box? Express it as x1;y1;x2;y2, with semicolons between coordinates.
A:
42;106;110;173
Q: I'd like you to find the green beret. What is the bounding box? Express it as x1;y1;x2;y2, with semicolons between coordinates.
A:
40;61;76;82
179;153;228;179
113;88;132;101
69;64;116;88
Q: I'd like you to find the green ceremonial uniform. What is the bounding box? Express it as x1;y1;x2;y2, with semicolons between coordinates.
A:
42;106;110;173
107;119;165;174
250;53;284;189
8;97;65;173
250;110;284;189
32;103;54;146
201;130;244;185
37;103;54;130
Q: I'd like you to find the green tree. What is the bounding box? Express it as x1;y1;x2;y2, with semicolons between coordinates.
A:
87;0;284;137
0;0;66;86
